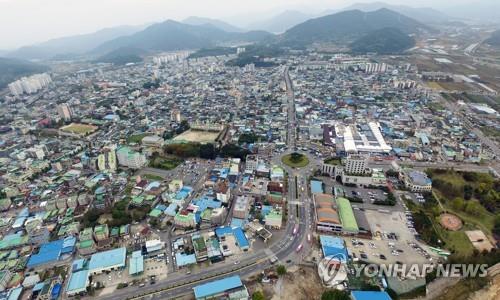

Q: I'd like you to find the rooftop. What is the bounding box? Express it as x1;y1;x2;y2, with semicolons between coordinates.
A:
193;275;243;299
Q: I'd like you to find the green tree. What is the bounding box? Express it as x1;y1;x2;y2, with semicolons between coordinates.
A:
290;152;303;163
321;290;349;300
252;291;265;300
276;265;287;276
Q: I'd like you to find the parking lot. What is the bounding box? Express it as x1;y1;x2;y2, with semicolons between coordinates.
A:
94;256;169;296
343;210;437;265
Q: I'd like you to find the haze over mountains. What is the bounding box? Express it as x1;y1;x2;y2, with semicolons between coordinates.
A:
6;25;147;60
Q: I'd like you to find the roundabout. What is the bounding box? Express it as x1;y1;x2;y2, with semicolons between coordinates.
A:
281;152;310;168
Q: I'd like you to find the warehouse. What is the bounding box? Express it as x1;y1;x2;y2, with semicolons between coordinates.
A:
193;276;249;300
88;247;126;275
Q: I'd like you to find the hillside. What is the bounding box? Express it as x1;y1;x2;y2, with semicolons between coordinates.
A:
281;8;432;47
183;16;242;32
486;30;500;47
94;47;146;65
7;25;145;60
0;57;48;89
92;20;273;54
350;27;415;54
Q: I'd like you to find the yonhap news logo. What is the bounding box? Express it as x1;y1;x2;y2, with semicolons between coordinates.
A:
318;260;489;284
318;253;348;286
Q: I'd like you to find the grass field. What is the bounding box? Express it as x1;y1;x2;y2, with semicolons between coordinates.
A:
60;123;98;135
141;174;164;181
282;153;309;168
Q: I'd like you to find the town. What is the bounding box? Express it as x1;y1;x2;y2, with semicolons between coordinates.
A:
0;3;500;300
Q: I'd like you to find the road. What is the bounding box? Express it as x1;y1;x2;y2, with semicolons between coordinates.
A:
96;68;312;300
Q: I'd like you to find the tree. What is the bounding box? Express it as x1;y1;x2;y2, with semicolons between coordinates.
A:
252;291;265;300
276;265;287;276
200;143;216;159
290;152;303;163
321;290;349;300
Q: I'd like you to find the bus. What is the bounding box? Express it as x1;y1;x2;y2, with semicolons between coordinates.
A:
293;224;299;235
296;244;303;252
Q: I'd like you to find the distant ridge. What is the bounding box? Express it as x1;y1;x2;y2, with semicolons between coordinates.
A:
280;8;432;46
183;16;243;33
92;20;274;54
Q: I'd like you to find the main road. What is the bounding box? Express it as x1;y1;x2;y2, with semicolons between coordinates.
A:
96;67;313;300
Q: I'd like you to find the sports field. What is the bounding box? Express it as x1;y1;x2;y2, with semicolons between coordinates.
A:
60;123;98;135
173;129;220;144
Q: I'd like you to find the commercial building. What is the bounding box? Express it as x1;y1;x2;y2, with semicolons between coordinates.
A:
344;155;368;175
334;122;392;154
314;193;342;233
400;169;432;192
192;275;249;300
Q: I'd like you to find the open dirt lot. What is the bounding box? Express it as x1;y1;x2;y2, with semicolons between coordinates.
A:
173;129;220;144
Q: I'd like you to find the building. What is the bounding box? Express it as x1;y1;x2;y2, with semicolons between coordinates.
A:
314;193;342;233
170;109;182;122
336;197;359;234
232;196;250;219
345;155;368;175
88;247;126;275
128;251;144;276
145;239;164;254
351;291;392;300
244;155;259;174
192;276;249;300
57;104;73;121
400;169;432;192
116;146;147;169
334;122;392;154
264;207;282;229
0;271;11;292
97;146;117;172
8;73;52;96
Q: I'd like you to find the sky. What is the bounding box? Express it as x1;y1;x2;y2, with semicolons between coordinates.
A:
0;0;488;49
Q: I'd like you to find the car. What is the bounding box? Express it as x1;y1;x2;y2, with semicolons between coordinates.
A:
360;253;368;259
286;259;292;263
234;260;240;265
380;255;387;260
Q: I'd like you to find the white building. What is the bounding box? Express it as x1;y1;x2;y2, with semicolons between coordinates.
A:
116;146;147;169
400;170;432;192
8;73;52;96
245;155;259;174
344;155;368;175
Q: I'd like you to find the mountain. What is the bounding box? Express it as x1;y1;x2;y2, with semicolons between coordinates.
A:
7;25;146;60
92;20;274;54
182;16;243;32
0;57;48;89
485;30;500;47
334;2;449;23
94;47;146;65
281;8;432;46
350;27;415;54
247;10;313;33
